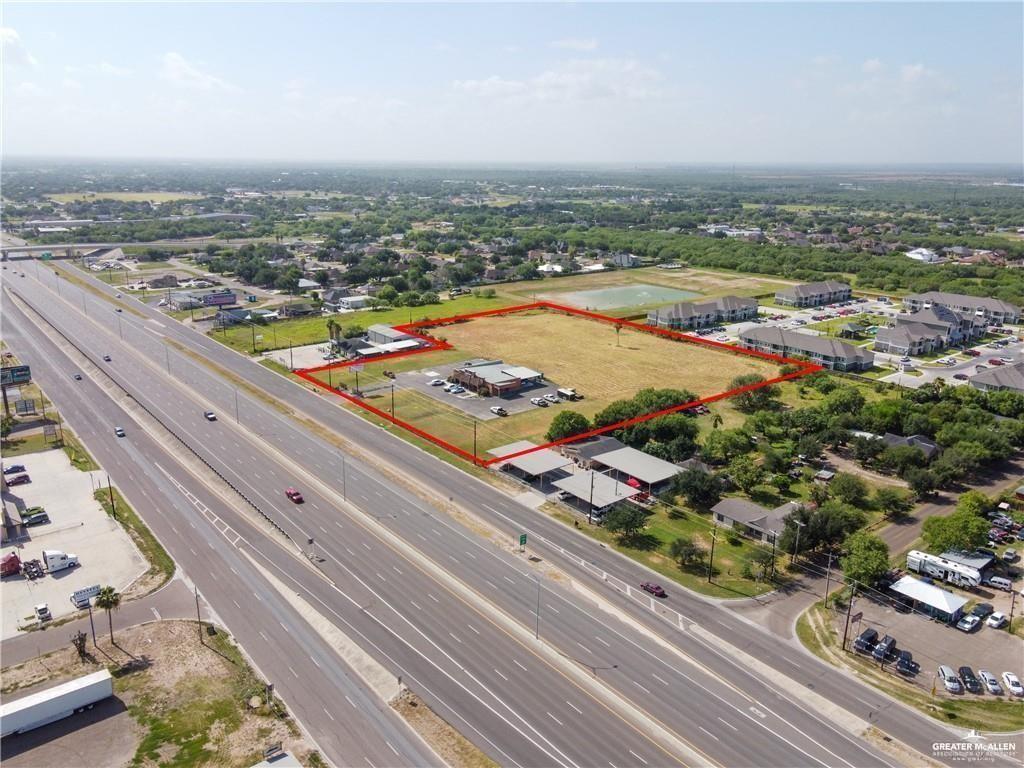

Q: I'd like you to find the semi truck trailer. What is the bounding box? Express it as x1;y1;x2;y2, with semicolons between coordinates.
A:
0;669;113;738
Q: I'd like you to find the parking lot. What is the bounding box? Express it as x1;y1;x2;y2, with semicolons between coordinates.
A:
1;450;147;637
397;363;569;421
835;582;1024;699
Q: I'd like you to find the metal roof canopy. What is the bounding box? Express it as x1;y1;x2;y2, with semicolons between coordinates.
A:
592;446;681;485
889;575;968;615
488;441;572;476
552;470;641;509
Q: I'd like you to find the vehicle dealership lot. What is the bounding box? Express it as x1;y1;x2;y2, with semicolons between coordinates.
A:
1;450;147;637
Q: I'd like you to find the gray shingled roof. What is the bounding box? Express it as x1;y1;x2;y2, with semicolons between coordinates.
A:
739;326;873;364
775;280;850;299
970;361;1024;393
905;291;1020;315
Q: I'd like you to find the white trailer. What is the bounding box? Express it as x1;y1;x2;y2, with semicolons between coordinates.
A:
42;550;79;573
906;550;981;588
0;670;113;737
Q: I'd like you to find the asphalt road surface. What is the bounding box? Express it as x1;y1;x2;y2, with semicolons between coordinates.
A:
9;263;1022;766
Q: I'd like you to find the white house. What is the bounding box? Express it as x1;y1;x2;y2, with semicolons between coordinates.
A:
905;247;939;263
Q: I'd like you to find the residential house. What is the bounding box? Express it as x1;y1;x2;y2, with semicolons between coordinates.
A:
338;295;371;310
970;361;1024;394
711;499;802;544
608;252;640;268
647;296;758;330
774;281;852;308
321;287;352;311
902;292;1021;325
905;247;940;263
881;433;941;461
874;305;984;355
739;327;875;371
280;301;318;318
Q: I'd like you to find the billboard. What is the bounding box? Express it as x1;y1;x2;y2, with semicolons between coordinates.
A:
0;365;31;386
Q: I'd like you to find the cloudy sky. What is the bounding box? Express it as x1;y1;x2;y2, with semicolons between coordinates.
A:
2;2;1021;164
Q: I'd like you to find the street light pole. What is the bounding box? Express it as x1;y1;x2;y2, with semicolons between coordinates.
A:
587;470;595;525
823;551;835;604
707;527;718;583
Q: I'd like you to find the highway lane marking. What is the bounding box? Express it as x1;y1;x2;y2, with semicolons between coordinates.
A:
189;547;198;556
311;502;320;510
512;659;528;672
311;657;321;668
628;749;648;765
431;528;442;536
717;717;738;731
485;579;498;590
334;520;344;528
409;600;422;610
749;706;767;718
253;592;263;602
416;533;427;541
345;695;357;708
323;707;335;721
448;632;461;643
151;607;161;620
386;742;399;757
502;576;515;585
698;727;719;742
427;593;439;603
632;680;651;694
464;550;476;559
345;547;356;556
467;624;480;635
365;758;376;768
448;555;460;564
288;665;298;678
189;520;196;528
207;541;215;549
576;642;592;655
279;621;291;634
595;636;610;647
376;573;386;581
232;599;241;608
565;700;582;715
546;603;560;614
374;490;384;498
318;525;327;533
651;673;669;686
259;630;270;642
253;473;261;480
170;525;179;534
493;668;508;681
546;711;563;726
392;566;403;575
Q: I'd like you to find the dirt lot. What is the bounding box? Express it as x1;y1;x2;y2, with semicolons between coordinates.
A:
0;620;314;768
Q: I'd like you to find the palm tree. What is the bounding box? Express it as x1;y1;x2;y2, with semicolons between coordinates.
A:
94;586;121;643
326;318;339;347
711;411;724;430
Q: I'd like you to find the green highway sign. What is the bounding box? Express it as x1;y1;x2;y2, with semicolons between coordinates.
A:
519;533;527;547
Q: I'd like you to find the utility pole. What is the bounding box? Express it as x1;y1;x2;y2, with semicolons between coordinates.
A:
107;476;117;519
390;383;395;416
87;603;97;646
842;583;858;650
707;527;718;583
587;470;595;525
823;551;835;604
792;519;806;566
472;420;478;464
195;586;203;645
769;532;777;581
250;323;257;354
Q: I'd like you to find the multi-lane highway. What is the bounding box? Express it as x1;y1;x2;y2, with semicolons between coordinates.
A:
8;261;1017;767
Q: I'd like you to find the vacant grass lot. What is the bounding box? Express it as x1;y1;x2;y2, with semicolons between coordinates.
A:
212;293;516;353
47;191;203;203
313;308;781;456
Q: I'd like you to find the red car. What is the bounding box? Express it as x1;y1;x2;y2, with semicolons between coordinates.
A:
6;474;31;486
989;359;1005;367
285;488;304;503
640;581;667;598
965;349;981;357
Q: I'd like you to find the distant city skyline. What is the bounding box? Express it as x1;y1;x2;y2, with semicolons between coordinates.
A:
2;2;1021;164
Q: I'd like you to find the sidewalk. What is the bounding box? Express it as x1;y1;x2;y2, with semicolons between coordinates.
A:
0;577;197;668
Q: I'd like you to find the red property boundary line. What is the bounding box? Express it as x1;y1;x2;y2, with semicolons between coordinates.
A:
294;301;822;466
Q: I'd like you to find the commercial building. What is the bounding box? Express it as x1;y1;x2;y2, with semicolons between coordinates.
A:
450;359;545;397
487;441;572;482
970;360;1024;394
551;470;642;514
588;446;682;493
168;288;236;310
773;281;851;308
889;575;968;624
711;498;802;544
646;295;758;331
902;292;1021;325
738;327;874;371
367;324;414;346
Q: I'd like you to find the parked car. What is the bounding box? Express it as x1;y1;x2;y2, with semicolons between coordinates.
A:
979;669;1002;695
103;355;112;362
987;612;1008;629
73;373;82;380
971;603;995;619
448;386;465;394
953;374;969;381
959;667;982;694
640;582;667;598
1002;672;1024;697
203;411;217;421
489;406;508;417
990;359;1005;367
938;665;962;693
543;393;559;403
429;379;446;386
965;349;981;357
7;474;31;486
530;397;548;407
895;650;918;676
114;427;126;438
2;465;26;475
284;487;304;503
956;615;981;633
1002;548;1018;562
872;634;897;661
853;628;878;654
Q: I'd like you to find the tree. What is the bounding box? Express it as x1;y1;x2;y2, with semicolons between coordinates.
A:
674;468;722;510
602;504;652;542
830;473;869;508
668;535;706;568
904;467;937;499
378;285;399;304
711;411;724;430
730;374;780;413
545;410;592;442
749;548;777;581
71;630;88;659
874;487;912;519
0;415;12;445
760;446;790;474
796;434;823;461
850;435;885;464
822;386;866;416
841;532;891;586
955;490;992;518
728;455;765;493
922;508;990;553
94;586;121;643
702;429;752;464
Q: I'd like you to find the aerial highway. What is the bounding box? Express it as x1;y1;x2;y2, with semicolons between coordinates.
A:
12;262;1017;766
1;299;439;768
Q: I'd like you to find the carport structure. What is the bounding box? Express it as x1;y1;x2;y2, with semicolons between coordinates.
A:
487;441;572;485
889;575;969;624
552;470;642;519
589;446;682;493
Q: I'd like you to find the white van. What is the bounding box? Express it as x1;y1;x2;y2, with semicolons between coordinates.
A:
986;576;1013;592
70;584;101;608
938;665;962;693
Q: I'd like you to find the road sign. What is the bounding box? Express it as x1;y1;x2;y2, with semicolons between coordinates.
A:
0;365;31;386
850;611;862;624
519;533;527;548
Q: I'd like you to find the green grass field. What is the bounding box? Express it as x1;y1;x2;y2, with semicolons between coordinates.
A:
47;191;202;203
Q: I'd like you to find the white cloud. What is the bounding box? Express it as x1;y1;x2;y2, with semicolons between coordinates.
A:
900;63;929;83
1;27;37;68
61;78;81;90
160;52;235;91
453;75;527;98
100;61;132;76
862;58;883;74
455;59;663;105
550;37;598;52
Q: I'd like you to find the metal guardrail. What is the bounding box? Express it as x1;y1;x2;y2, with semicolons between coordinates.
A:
11;289;294;543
